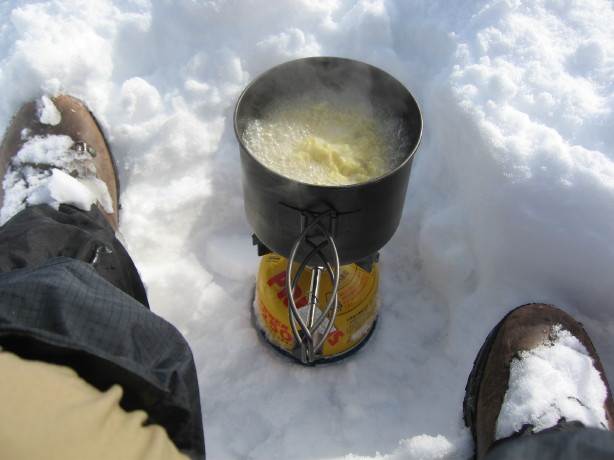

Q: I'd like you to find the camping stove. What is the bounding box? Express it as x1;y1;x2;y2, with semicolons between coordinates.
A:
251;214;381;364
234;57;422;365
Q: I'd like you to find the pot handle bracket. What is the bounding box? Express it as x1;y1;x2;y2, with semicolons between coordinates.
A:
286;209;341;364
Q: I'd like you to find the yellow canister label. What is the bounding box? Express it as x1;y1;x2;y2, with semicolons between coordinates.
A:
255;254;379;358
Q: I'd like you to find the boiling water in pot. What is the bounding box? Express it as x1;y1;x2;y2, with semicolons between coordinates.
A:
241;90;408;186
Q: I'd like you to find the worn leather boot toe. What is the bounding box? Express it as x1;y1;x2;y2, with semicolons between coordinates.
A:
463;303;614;459
0;95;119;230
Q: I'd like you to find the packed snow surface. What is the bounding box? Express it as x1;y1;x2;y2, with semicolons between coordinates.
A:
1;1;613;459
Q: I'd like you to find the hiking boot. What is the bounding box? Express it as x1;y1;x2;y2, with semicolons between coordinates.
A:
463;303;614;459
0;95;119;230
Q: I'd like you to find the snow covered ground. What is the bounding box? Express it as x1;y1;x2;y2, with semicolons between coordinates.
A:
1;0;614;458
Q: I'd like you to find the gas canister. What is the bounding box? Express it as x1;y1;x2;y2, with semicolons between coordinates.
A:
254;253;379;363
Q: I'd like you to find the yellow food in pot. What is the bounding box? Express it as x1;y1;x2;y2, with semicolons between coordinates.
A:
242;94;402;186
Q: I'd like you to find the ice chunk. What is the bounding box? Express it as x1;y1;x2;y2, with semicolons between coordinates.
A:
15;134;74;166
37;95;62;126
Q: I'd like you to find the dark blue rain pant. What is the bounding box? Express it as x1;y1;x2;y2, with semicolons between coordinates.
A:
0;204;205;460
485;425;614;460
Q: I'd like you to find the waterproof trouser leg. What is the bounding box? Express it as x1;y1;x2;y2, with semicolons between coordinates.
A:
0;204;205;460
484;425;614;459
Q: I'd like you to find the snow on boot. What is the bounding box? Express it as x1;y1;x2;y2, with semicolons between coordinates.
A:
0;95;119;230
463;303;614;459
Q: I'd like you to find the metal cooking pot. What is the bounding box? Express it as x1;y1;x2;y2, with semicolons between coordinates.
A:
234;57;422;267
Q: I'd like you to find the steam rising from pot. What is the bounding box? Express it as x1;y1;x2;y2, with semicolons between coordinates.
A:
241;88;410;186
